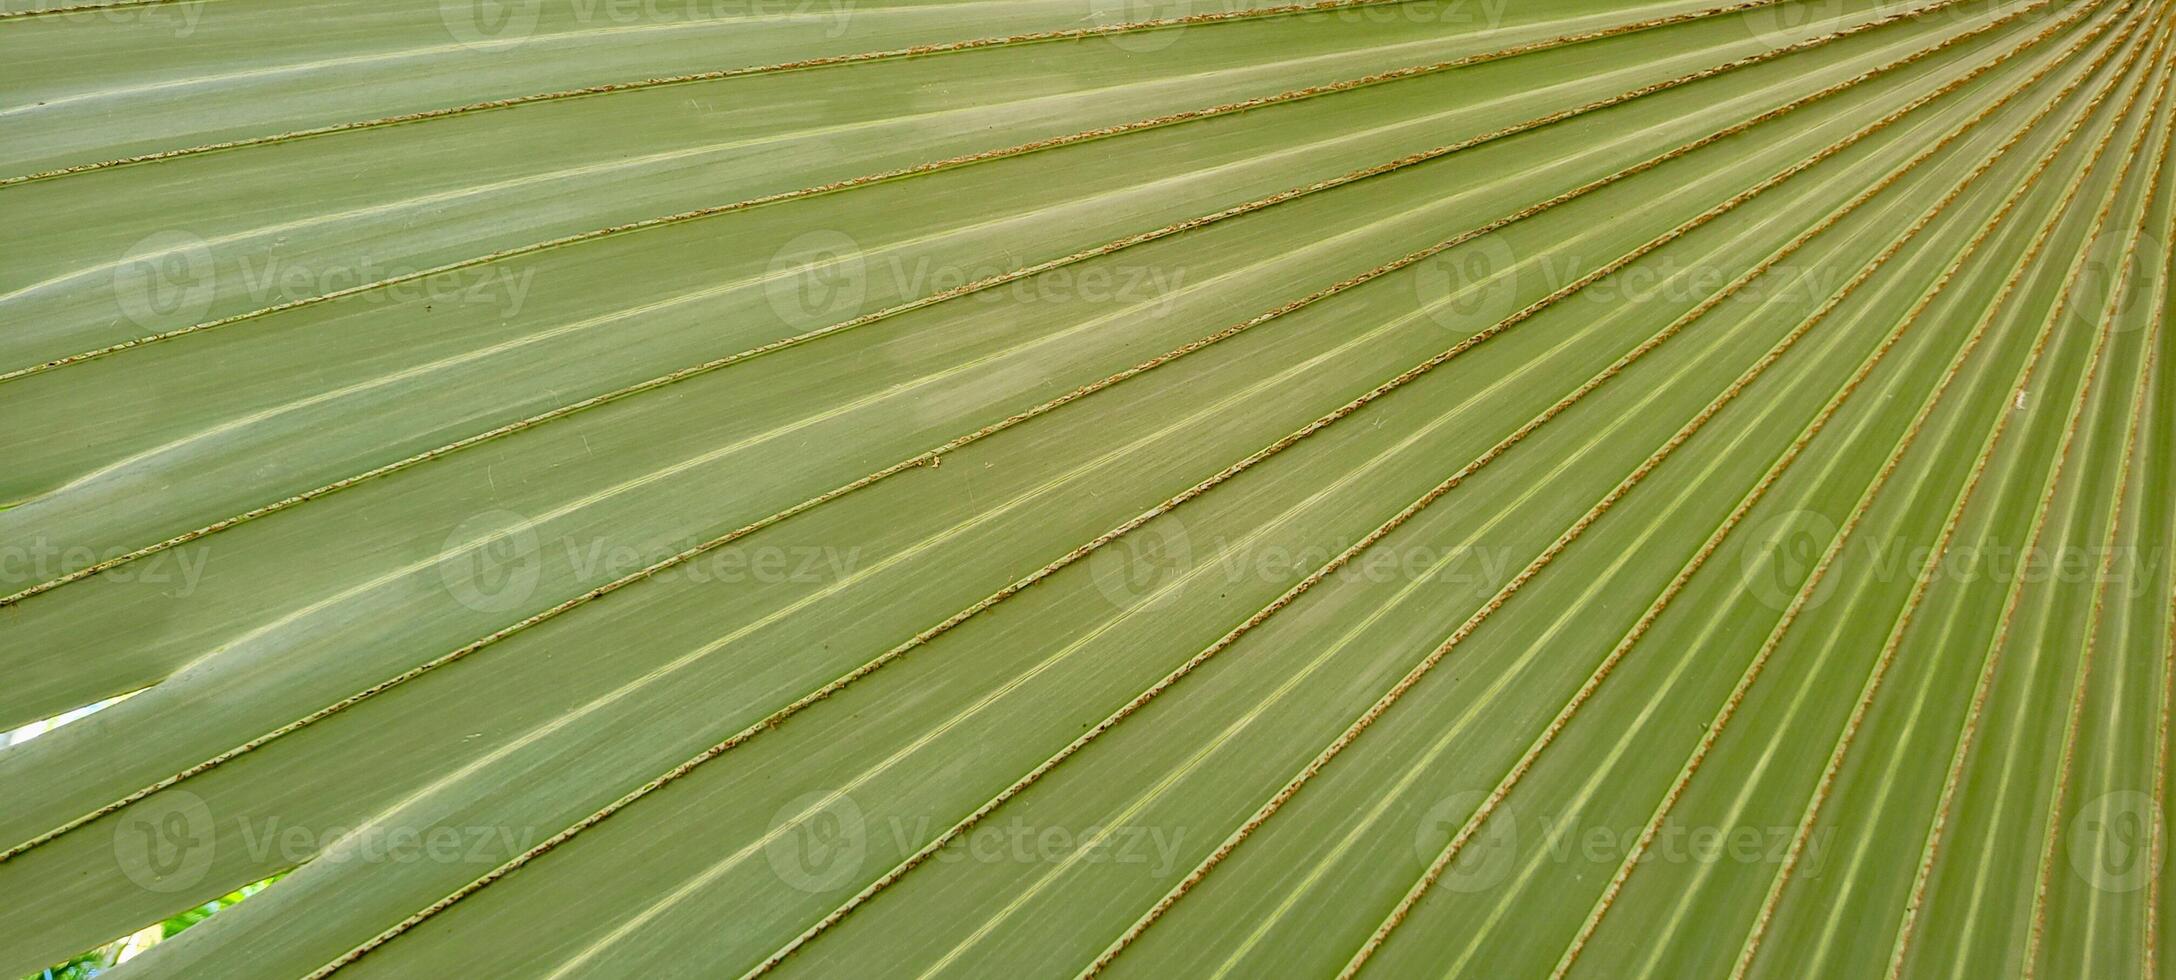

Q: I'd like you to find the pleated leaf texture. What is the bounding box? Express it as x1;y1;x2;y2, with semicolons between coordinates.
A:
3;0;2174;975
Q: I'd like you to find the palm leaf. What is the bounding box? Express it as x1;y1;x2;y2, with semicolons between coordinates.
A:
2;0;2169;976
